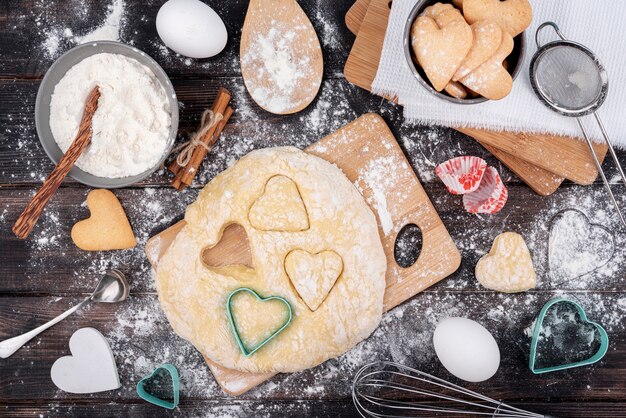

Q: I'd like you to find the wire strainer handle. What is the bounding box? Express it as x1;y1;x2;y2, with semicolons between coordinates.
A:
535;22;567;48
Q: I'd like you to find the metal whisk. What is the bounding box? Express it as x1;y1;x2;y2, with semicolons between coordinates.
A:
529;22;626;227
352;361;550;417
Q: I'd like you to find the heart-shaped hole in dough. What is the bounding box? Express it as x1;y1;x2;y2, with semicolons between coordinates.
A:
201;223;254;277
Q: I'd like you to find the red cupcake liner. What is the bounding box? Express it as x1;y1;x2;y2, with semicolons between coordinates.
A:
463;166;508;214
435;156;487;195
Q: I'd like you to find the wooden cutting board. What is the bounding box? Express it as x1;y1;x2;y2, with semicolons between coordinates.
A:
344;0;608;193
146;113;460;395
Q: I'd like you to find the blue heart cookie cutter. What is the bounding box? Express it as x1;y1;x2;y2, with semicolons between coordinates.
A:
529;297;609;374
226;287;293;357
136;364;180;409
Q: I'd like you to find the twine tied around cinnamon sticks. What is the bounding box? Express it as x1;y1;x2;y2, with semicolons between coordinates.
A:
168;87;233;190
172;110;223;167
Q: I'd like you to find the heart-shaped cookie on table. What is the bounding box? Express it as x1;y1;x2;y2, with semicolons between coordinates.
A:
248;175;309;232
227;288;293;356
411;10;473;92
136;364;180;409
453;20;502;81
475;232;536;293
71;189;136;251
285;249;343;311
548;209;614;286
529;298;609;374
462;0;532;37
51;328;120;394
460;31;513;100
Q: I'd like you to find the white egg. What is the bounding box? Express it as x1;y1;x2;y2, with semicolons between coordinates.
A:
433;317;500;382
156;0;228;59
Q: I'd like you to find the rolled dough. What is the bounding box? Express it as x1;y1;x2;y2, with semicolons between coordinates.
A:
156;147;387;373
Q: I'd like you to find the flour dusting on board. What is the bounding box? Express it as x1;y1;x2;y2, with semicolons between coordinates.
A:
241;20;319;114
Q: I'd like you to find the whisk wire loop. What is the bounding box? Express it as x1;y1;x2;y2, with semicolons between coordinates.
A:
352;361;547;418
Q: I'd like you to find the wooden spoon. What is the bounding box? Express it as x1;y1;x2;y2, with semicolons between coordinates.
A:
13;86;101;239
240;0;323;115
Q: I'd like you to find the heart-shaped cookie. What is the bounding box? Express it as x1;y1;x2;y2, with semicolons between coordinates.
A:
453;20;502;81
460;31;513;100
249;175;309;232
475;232;536;293
71;189;136;251
136;364;180;410
411;14;473;92
50;328;120;394
548;209;614;285
462;0;532;37
285;249;343;311
226;288;293;356
529;298;609;374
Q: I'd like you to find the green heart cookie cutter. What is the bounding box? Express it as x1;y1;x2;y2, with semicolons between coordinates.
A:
529;297;609;374
226;287;293;357
136;364;180;409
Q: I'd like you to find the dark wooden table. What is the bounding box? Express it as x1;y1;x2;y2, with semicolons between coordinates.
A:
1;1;625;417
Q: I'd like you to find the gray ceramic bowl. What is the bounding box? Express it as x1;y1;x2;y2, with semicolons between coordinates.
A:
35;41;179;188
404;0;526;104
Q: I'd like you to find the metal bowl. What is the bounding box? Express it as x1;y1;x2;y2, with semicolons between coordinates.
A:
35;41;179;188
403;0;526;104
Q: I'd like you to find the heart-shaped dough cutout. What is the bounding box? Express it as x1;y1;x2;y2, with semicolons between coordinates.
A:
227;288;293;356
71;189;136;251
460;30;513;100
475;232;536;293
453;20;502;81
548;209;614;285
462;0;532;37
136;364;180;410
529;298;609;374
411;13;473;92
51;328;120;394
249;175;309;232
285;249;343;311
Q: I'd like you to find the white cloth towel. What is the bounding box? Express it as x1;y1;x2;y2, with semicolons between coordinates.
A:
372;0;626;147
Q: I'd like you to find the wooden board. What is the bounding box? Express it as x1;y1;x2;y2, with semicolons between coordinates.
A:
345;0;370;34
343;0;609;192
145;113;461;395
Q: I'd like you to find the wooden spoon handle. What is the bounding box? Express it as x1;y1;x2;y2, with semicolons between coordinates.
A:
13;86;101;239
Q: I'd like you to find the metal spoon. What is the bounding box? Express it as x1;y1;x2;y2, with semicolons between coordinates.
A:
0;270;129;359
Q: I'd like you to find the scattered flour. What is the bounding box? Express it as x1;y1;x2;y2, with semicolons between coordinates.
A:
74;0;124;44
241;21;319;114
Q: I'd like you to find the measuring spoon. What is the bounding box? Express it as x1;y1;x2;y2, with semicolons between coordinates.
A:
0;269;129;359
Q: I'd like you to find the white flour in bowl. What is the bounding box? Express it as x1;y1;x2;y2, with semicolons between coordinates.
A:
49;53;171;178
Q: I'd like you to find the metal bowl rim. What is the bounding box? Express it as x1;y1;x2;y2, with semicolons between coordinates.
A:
35;41;179;188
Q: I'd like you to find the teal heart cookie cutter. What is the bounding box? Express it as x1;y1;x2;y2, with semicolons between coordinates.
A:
136;364;180;409
529;297;609;374
226;287;293;357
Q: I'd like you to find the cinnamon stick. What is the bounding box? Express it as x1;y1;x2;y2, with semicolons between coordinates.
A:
173;105;234;190
172;106;233;190
168;87;231;178
13;86;101;239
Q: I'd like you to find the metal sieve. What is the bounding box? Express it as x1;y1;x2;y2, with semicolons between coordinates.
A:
529;22;626;227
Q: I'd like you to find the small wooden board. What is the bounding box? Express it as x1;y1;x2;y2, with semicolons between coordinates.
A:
345;0;370;34
146;113;461;395
343;0;608;193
